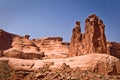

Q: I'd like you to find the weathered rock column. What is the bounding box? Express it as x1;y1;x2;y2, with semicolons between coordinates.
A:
84;14;107;53
69;14;107;56
69;21;82;56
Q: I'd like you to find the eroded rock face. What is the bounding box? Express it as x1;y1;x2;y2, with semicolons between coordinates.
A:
107;42;120;59
0;29;69;59
69;21;82;56
11;36;40;53
3;49;44;59
0;29;17;51
33;37;69;58
69;14;107;56
0;29;45;59
2;35;45;59
84;14;107;54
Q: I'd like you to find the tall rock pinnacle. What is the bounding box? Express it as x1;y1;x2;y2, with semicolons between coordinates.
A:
69;21;82;56
69;14;107;56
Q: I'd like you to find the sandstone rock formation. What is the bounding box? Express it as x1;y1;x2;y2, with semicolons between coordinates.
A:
0;29;17;51
1;13;120;59
0;29;69;59
69;21;82;56
3;49;44;59
0;29;44;59
69;14;107;56
107;42;120;59
33;37;69;58
0;14;120;80
2;35;45;59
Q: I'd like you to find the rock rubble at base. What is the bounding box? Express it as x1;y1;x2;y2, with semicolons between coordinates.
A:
23;63;120;80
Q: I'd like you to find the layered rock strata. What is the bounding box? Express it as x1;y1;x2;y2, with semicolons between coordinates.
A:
33;37;69;58
0;29;69;59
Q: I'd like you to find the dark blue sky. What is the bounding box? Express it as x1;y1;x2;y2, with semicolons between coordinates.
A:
0;0;120;42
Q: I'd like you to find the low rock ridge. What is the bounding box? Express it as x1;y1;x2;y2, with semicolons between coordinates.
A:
1;54;120;75
0;54;120;80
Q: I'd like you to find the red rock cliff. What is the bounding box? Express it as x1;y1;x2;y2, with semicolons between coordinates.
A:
0;29;18;51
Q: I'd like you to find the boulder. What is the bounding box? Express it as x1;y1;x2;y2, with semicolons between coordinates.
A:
24;35;30;39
